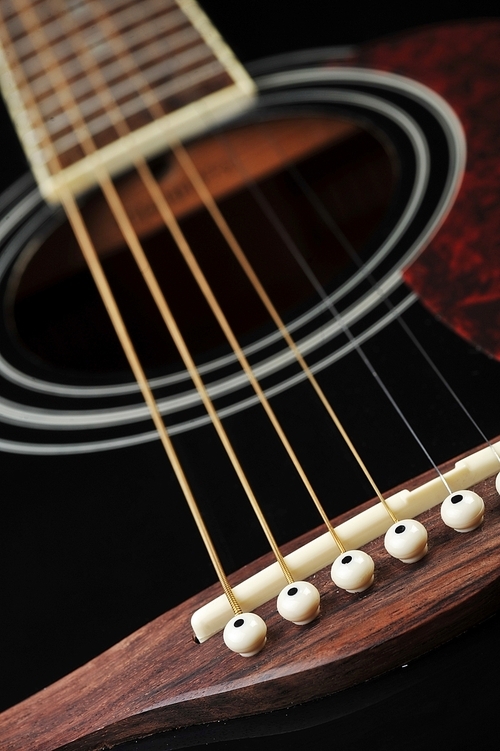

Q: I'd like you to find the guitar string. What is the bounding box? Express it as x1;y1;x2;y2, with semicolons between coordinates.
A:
268;135;500;465
210;129;453;496
86;0;398;533
27;0;365;589
10;1;221;154
4;0;250;614
3;0;384;528
8;4;244;614
31;35;211;124
7;0;440;580
12;0;317;586
34;0;372;578
14;0;407;541
169;140;400;522
54;0;343;580
89;1;452;509
59;185;243;615
6;0;485;623
13;6;195;102
11;0;450;540
52;0;360;551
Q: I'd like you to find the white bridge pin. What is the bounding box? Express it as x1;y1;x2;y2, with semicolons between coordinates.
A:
223;613;267;657
441;490;485;532
384;519;428;563
277;581;320;625
331;549;375;592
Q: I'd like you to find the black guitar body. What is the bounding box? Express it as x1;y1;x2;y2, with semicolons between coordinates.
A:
1;6;500;750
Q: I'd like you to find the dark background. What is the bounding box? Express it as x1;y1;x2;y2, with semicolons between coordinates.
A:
1;4;500;750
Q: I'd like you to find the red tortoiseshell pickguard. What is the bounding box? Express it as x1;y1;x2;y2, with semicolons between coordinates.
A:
343;22;500;360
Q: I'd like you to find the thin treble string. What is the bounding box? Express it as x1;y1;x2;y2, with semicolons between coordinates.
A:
32;0;300;584
8;0;246;614
216;129;453;496
283;157;500;465
171;139;398;526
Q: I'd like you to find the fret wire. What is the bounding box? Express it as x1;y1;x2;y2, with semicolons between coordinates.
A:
0;0;37;27
8;0;191;102
83;0;213;117
1;0;55;39
19;2;186;67
0;2;80;150
33;26;202;113
9;1;121;157
3;0;239;178
0;5;60;172
5;7;226;158
42;43;214;134
50;60;226;157
18;21;198;104
10;0;178;56
15;7;188;78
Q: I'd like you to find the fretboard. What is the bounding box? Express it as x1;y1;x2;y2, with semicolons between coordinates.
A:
0;0;256;202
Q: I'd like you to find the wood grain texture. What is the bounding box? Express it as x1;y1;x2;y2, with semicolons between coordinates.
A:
1;453;498;751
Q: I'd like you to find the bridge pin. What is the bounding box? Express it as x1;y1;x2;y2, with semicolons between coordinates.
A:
384;519;428;563
277;581;320;625
223;613;267;657
440;490;485;532
331;550;374;592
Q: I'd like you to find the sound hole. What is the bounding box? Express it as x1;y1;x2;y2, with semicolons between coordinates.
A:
11;114;397;375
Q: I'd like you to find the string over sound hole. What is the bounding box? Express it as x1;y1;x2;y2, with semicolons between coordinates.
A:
10;115;396;374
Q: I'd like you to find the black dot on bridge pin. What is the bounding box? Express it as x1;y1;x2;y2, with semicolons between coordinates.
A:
287;587;298;596
395;525;406;534
451;494;463;504
234;618;244;628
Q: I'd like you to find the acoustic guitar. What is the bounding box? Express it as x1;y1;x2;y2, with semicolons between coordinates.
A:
0;2;499;749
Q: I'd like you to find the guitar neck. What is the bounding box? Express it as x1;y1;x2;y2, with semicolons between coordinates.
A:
0;0;256;202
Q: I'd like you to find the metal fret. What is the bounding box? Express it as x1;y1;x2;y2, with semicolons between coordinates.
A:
16;7;188;77
50;58;228;156
43;44;216;138
31;25;201;107
0;0;256;201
